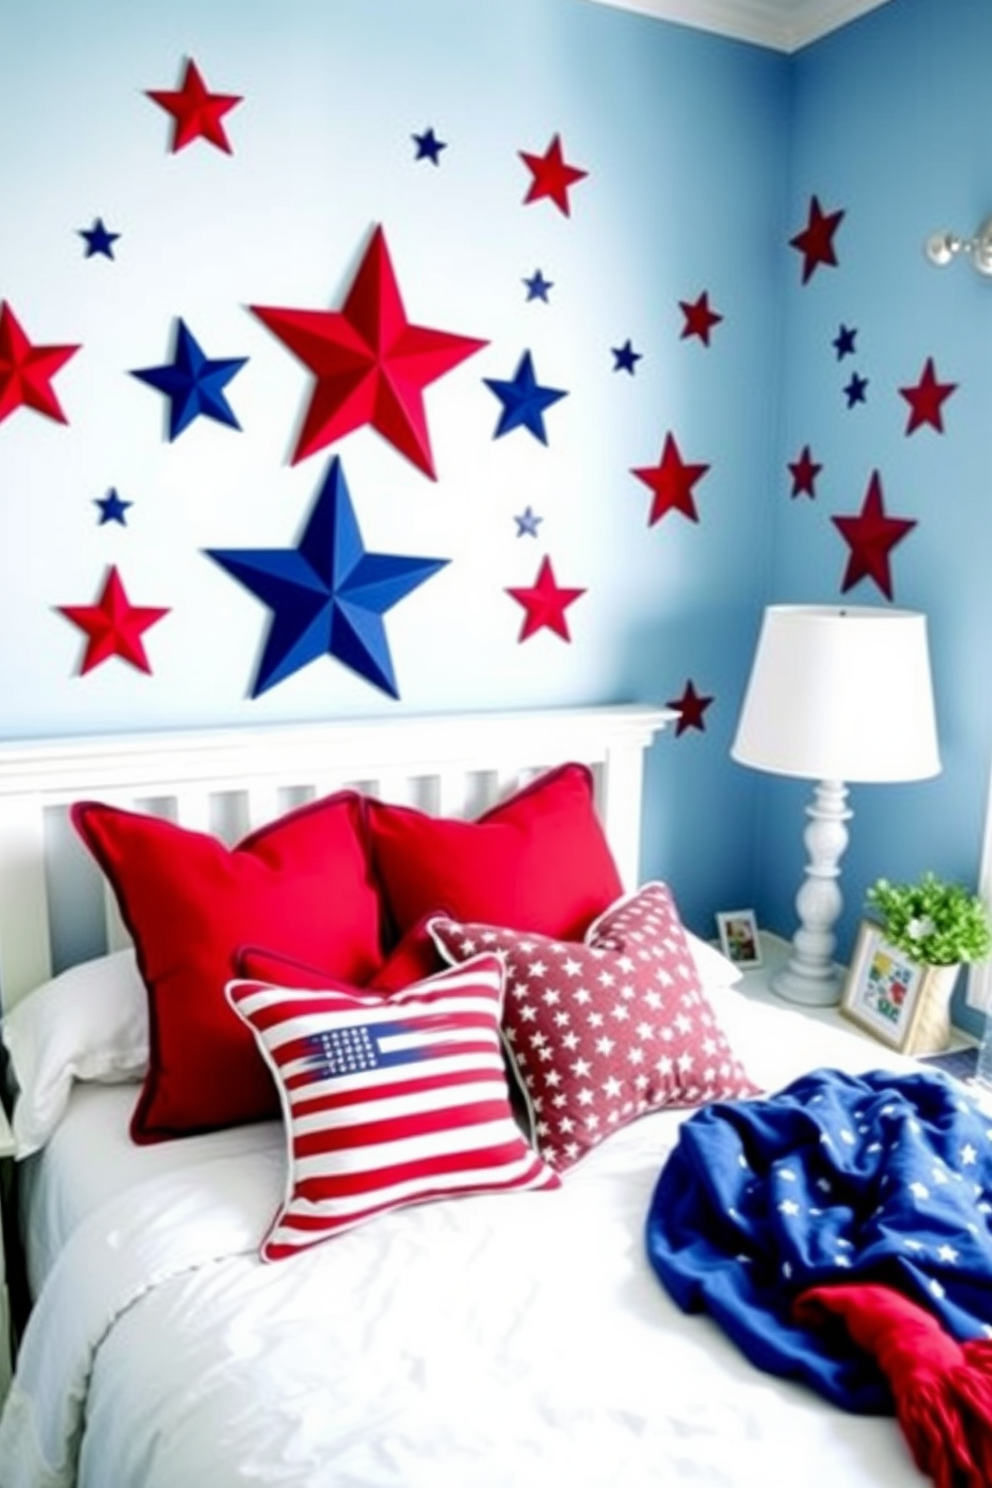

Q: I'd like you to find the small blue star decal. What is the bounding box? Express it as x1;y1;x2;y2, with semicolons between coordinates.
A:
833;324;857;359
206;456;448;699
130;319;248;440
94;488;132;526
514;506;543;538
78;217;120;259
523;269;553;302
844;372;868;408
412;127;447;164
611;339;642;374
484;350;568;445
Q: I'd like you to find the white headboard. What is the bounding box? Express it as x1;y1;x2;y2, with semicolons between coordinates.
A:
0;704;672;1012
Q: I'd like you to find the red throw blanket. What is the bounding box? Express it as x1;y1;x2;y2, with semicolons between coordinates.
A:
797;1283;992;1488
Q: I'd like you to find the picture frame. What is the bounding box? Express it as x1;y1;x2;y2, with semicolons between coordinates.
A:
840;919;936;1053
716;909;762;968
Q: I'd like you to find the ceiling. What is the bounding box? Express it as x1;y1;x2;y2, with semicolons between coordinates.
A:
584;0;894;51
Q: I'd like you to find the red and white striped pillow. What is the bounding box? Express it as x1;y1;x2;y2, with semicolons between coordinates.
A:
227;954;559;1261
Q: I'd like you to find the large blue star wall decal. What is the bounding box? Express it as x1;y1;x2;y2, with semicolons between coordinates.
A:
484;350;568;444
130;318;248;440
206;457;448;699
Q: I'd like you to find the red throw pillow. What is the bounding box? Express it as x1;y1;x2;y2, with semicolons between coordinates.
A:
431;882;758;1170
72;793;383;1142
238;914;444;995
366;763;622;942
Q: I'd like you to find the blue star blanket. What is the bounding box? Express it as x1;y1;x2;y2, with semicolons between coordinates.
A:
645;1067;992;1413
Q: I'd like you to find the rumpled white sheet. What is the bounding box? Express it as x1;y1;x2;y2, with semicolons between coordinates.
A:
0;989;930;1488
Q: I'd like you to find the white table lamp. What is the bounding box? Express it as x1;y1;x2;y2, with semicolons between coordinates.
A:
731;605;940;1006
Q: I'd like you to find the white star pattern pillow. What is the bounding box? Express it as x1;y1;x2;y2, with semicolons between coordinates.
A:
430;882;758;1171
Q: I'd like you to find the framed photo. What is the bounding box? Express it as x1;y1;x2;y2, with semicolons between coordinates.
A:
716;909;762;968
840;919;932;1052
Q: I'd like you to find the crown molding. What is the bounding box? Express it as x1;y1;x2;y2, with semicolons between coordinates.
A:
581;0;893;52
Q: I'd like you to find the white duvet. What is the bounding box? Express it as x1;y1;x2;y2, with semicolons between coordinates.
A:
0;992;930;1488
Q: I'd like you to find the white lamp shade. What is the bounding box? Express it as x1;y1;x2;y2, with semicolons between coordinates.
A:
731;605;940;783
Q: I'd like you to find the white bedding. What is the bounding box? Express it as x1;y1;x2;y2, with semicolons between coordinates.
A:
1;988;930;1488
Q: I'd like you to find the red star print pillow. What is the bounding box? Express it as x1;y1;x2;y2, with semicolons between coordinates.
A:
430;882;758;1171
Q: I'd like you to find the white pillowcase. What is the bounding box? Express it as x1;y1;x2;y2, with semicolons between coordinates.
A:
684;928;743;990
2;949;148;1158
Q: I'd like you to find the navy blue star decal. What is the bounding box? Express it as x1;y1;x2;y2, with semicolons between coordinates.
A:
844;372;868;408
78;217;120;259
206;457;448;699
131;319;248;440
412;127;447;164
523;269;553;302
94;488;132;525
514;506;543;538
484;350;567;445
833;324;857;359
611;339;642;374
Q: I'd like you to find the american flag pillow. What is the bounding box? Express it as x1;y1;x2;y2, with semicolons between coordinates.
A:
227;954;559;1261
430;882;758;1172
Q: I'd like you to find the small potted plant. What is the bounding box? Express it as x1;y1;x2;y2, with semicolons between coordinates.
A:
866;872;992;968
861;872;992;1053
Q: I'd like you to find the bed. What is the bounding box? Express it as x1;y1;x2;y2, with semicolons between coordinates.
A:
0;704;977;1487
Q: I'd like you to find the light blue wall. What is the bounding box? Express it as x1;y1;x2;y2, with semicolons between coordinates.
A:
0;0;786;936
3;0;988;980
756;0;992;1025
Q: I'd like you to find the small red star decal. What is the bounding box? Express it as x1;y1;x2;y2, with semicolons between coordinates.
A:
831;471;916;600
519;134;588;217
146;57;243;154
252;225;487;476
632;433;710;526
665;680;713;736
0;301;80;426
57;566;170;674
506;556;585;642
788;444;822;499
679;291;723;345
789;194;845;283
899;356;957;435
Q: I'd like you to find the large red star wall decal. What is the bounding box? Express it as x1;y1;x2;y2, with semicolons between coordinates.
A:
506;556;585;642
57;566;170;674
788;444;822;499
518;134;588;217
899;356;957;435
831;470;916;600
632;432;710;526
0;301;80;426
665;679;713;736
789;194;845;283
679;291;723;345
251;225;488;477
146;57;242;154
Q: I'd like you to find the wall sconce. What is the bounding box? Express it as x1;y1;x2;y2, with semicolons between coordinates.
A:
925;217;992;276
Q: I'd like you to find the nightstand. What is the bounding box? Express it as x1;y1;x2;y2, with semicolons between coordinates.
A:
734;929;973;1056
0;1101;14;1401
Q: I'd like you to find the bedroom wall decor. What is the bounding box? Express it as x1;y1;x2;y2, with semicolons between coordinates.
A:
130;319;248;441
250;223;488;474
145;56;242;155
57;566;170;677
0;303;79;427
207;455;448;697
